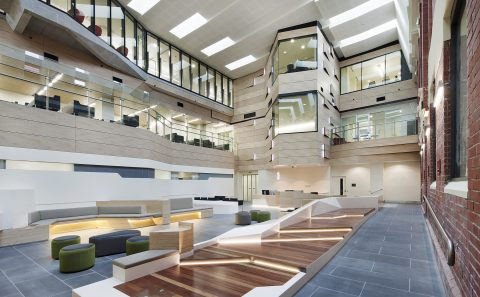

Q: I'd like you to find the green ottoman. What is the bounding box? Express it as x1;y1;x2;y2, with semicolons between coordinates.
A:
126;236;149;255
257;211;271;223
51;235;80;260
59;243;95;273
250;210;261;221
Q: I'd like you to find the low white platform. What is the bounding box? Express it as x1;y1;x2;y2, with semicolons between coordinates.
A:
194;200;239;214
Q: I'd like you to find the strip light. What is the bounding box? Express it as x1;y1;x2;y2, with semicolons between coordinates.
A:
127;0;160;15
225;55;256;71
326;0;394;28
262;237;343;243
311;214;365;220
201;37;235;56
252;259;301;273
279;228;352;234
180;258;250;266
338;19;397;48
170;13;207;39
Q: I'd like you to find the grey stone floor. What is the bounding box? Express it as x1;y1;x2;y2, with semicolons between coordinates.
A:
295;203;446;297
0;213;242;297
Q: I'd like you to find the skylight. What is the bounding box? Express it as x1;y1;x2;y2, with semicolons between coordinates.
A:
170;13;207;39
127;0;160;15
225;55;256;71
326;0;394;28
201;37;235;56
338;19;397;48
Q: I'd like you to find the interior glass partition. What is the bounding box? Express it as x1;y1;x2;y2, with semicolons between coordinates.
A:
38;0;234;108
191;59;199;93
273;35;318;82
273;91;318;136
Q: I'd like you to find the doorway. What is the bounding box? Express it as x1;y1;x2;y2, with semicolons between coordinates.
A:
331;176;346;196
242;174;258;201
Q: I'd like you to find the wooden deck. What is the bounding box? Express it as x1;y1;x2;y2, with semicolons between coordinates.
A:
115;208;374;297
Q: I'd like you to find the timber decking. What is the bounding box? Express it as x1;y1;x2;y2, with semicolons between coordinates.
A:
115;208;374;297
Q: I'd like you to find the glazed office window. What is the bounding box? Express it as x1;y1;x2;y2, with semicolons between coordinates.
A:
199;64;207;97
385;51;401;84
181;54;191;90
216;72;222;103
274;35;317;81
136;25;145;69
273;92;317;136
452;2;468;178
125;14;136;63
361;56;385;89
191;59;199;93
228;79;234;107
110;1;124;53
223;76;228;106
95;0;110;44
147;34;159;76
272;47;279;83
171;47;181;86
75;0;92;28
340;64;361;93
159;41;170;81
207;68;215;100
50;0;70;12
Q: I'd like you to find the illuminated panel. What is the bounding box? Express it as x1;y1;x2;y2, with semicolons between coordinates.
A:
170;212;202;223
252;259;301;273
180;258;250;266
262;237;343;243
279;228;352;234
311;214;365;220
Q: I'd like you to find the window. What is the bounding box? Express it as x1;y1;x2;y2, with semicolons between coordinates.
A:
147;34;159;76
361;56;385;89
223;76;228;106
111;1;124;53
273;92;317;136
340;51;409;94
452;1;467;178
199;64;207;97
50;0;69;12
76;0;92;28
136;25;145;69
191;59;199;93
159;41;170;81
207;68;215;100
274;35;317;82
171;47;181;85
95;0;110;44
181;54;191;90
228;79;233;107
216;72;222;103
125;14;136;63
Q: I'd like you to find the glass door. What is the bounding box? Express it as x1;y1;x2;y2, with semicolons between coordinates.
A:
242;174;258;202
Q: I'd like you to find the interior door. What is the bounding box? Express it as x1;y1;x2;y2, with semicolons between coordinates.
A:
242;174;258;201
331;176;346;196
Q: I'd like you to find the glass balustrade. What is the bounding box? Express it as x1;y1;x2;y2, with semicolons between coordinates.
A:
330;118;418;145
36;0;234;108
0;43;233;151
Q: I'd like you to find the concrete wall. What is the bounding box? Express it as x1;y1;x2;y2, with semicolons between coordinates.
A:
384;161;420;202
330;165;371;196
258;166;330;194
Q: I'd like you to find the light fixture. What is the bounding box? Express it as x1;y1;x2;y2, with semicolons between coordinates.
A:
425;127;431;137
25;51;43;60
301;45;305;49
225;55;256;71
74;79;85;87
283;51;287;54
433;85;444;108
338;19;397;48
290;39;295;43
262;237;343;243
279;228;352;233
170;13;207;39
201;37;235;56
180;258;250;266
188;118;200;124
172;113;185;119
311;214;364;219
75;67;87;74
326;0;394;28
127;0;160;15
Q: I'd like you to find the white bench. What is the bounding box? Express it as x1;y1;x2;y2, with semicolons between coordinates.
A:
112;250;179;282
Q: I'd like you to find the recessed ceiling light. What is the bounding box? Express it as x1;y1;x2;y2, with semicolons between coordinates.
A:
225;55;256;71
127;0;160;15
301;45;305;49
201;37;235;56
338;19;397;48
326;0;393;28
170;13;207;39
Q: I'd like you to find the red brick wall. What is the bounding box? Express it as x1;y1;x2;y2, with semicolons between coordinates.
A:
420;0;480;296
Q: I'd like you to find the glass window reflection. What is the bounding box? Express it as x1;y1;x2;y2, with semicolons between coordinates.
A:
273;92;317;136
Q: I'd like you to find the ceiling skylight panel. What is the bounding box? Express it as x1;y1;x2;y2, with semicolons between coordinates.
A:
338;19;397;48
225;55;256;70
201;37;235;56
326;0;394;28
170;13;208;39
127;0;161;15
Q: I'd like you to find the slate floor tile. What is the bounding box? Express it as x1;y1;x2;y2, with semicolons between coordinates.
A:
15;275;71;297
63;272;106;288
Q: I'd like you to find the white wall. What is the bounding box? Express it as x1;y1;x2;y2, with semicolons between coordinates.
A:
0;170;234;210
258;166;330;194
330;165;371;196
370;163;384;193
383;161;420;202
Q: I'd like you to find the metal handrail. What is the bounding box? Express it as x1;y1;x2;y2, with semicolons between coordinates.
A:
423;195;455;266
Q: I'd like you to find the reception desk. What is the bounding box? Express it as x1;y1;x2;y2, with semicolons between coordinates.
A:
254;191;329;208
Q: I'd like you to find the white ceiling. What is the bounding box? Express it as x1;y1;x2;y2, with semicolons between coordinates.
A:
118;0;406;79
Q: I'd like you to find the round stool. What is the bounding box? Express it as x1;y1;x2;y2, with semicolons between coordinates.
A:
51;235;80;260
257;211;271;223
126;236;149;255
59;243;95;273
250;210;261;221
235;211;251;225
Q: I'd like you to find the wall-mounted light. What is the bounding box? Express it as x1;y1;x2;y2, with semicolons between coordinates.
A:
425;127;430;137
276;171;280;180
433;84;444;108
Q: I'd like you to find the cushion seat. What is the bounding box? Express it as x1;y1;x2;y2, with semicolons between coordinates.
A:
89;230;141;257
235;211;251;225
59;243;95;273
113;250;176;269
51;235;81;259
126;236;149;255
250;210;261;221
257;211;271;222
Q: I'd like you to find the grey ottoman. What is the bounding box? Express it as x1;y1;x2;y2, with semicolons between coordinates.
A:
89;230;140;257
235;211;251;225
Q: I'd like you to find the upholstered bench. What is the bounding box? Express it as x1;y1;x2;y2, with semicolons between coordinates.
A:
89;230;140;257
250;210;261;221
257;211;271;223
235;211;251;225
112;250;178;282
59;243;95;273
126;236;149;255
51;235;80;260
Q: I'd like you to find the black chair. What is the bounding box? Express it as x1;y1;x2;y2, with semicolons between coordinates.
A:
202;139;213;148
48;95;61;112
193;138;201;146
238;200;244;206
194;197;201;200
200;197;208;200
33;94;47;109
123;115;139;127
73;100;89;117
311;192;319;195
